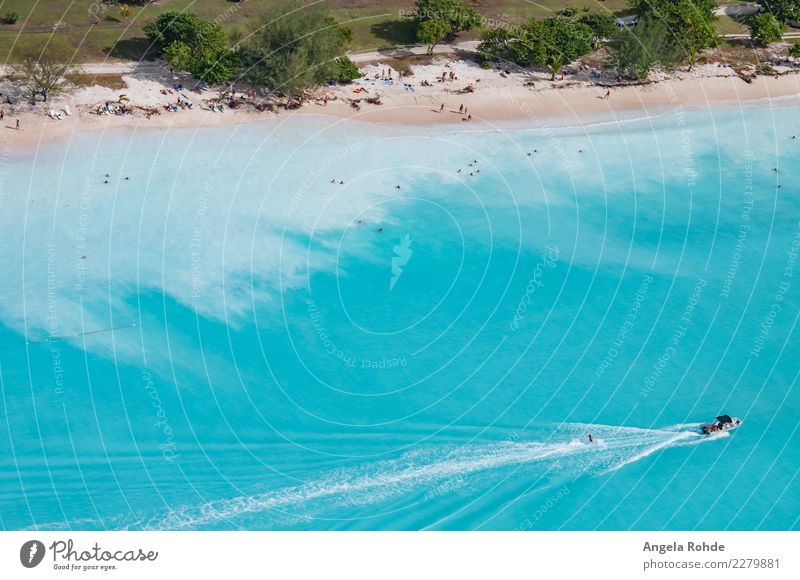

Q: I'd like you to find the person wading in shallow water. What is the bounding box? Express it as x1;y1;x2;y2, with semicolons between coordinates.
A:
588;434;594;443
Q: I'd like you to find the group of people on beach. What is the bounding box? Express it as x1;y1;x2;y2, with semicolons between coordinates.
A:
98;100;133;116
165;96;194;113
91;82;250;118
207;86;249;112
438;102;472;121
1;93;20;129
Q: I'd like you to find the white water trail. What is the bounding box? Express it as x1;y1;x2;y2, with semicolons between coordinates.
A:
143;423;709;529
677;431;730;446
599;431;694;474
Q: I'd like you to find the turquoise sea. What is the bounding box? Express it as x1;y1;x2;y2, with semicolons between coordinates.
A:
1;103;799;530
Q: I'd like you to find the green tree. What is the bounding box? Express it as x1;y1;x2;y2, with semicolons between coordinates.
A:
163;42;193;72
750;12;786;44
417;17;452;54
611;18;681;80
329;17;353;43
758;0;800;23
478;27;523;65
791;41;800;57
14;37;75;102
143;11;236;83
415;0;482;54
629;0;719;67
479;17;593;80
240;0;352;98
335;56;361;83
144;12;200;53
539;17;593;79
579;12;618;47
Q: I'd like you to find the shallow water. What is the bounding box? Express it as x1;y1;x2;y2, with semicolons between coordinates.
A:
1;104;798;530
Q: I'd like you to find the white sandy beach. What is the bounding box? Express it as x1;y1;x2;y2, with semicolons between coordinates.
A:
2;55;800;150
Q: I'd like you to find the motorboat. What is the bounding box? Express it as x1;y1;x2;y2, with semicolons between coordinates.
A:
701;415;741;435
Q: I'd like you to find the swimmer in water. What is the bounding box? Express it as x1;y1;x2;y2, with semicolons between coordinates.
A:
588;434;594;443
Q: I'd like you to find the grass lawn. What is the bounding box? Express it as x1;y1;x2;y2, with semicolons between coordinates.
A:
0;0;634;63
0;1;765;64
0;0;257;62
716;14;752;36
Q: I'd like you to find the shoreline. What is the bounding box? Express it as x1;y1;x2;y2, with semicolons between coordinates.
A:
3;59;800;151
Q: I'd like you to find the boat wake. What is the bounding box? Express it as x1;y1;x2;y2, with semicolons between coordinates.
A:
132;422;718;530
